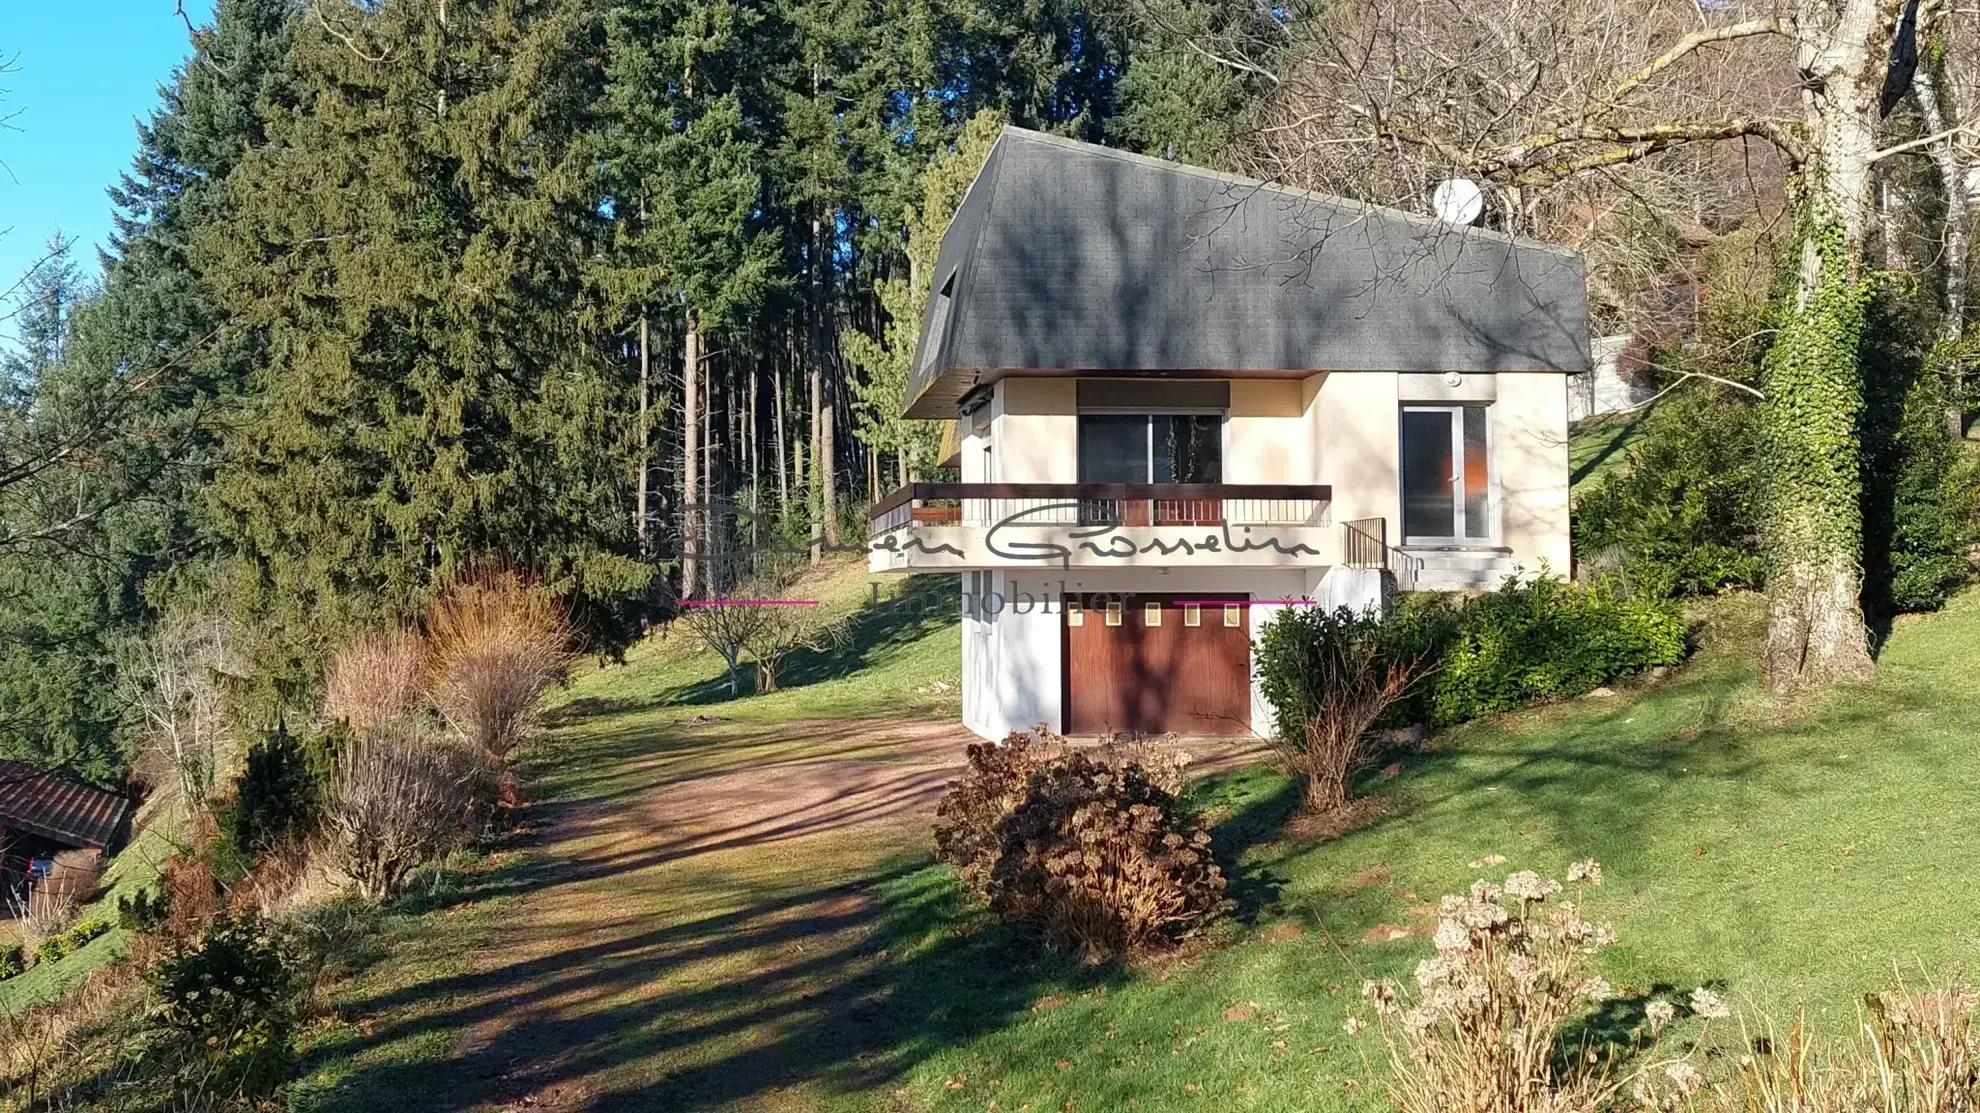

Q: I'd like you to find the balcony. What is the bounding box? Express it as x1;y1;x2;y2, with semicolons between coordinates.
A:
866;483;1348;572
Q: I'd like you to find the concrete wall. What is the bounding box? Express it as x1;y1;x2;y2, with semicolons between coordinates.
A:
996;379;1077;481
1494;371;1572;572
1308;371;1401;527
1227;379;1309;483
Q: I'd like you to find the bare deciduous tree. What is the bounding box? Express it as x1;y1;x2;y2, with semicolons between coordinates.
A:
746;583;846;694
677;591;775;696
1191;0;1978;688
123;613;237;813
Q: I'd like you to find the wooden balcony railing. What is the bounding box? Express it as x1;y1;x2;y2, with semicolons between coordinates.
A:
869;483;1333;534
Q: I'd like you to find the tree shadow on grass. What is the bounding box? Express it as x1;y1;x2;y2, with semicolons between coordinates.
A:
1185;765;1302;921
660;572;960;708
288;849;1120;1113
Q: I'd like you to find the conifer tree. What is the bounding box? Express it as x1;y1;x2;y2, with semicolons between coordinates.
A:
846;110;1003;483
0;0;298;779
203;0;649;692
602;0;783;595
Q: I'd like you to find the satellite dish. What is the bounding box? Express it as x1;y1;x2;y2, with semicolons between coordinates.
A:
1431;178;1486;225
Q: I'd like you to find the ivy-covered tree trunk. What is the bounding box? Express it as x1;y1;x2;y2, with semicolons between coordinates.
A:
1760;0;1887;690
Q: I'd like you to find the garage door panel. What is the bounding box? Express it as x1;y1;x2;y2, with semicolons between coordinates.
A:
1066;594;1248;736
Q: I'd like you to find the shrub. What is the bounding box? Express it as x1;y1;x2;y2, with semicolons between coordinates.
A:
150;909;301;1099
32;916;111;966
1573;385;1764;598
1360;862;1644;1113
933;728;1067;896
1256;606;1432;811
1429;576;1685;726
986;752;1227;960
426;570;572;761
1863;371;1980;616
0;942;24;980
1633;977;1980;1113
324;723;494;900
322;629;427;730
116;885;171;933
222;720;320;859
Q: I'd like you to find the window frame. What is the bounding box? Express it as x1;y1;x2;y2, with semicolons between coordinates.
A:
1074;406;1229;485
1398;402;1498;546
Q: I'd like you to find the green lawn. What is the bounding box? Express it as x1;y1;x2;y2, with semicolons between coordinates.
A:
288;564;1980;1112
557;559;963;725
1570;410;1652;489
884;591;1980;1110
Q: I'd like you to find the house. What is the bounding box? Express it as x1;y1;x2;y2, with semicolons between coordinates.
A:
866;128;1590;741
0;760;132;915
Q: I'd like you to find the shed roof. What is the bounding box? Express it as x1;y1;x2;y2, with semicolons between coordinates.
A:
0;761;132;851
905;128;1592;418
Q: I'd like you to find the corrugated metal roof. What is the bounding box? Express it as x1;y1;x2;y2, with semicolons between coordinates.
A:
905;128;1592;418
0;760;132;851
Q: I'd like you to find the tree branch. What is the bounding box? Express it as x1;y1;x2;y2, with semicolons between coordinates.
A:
1604;18;1788;109
1868;125;1979;164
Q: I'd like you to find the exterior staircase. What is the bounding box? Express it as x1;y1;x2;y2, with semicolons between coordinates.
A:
1397;547;1517;592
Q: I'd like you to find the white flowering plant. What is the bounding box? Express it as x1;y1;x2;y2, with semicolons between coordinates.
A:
1358;860;1665;1113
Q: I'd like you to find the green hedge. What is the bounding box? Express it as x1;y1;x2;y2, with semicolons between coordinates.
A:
1427;577;1686;725
32;916;112;966
1257;575;1688;737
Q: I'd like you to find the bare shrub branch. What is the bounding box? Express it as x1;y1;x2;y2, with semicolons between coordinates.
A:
322;723;492;901
425;570;572;763
321;629;426;731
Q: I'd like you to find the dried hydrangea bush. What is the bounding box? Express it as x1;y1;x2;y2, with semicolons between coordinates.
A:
1359;861;1716;1113
1360;861;1980;1113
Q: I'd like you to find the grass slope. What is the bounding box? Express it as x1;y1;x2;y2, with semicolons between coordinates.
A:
1570;410;1652;489
290;566;1980;1112
557;560;963;725
887;593;1980;1111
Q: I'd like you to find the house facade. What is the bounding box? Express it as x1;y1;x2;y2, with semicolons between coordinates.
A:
867;129;1590;741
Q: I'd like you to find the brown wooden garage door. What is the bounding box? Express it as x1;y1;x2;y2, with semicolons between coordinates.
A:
1063;593;1250;736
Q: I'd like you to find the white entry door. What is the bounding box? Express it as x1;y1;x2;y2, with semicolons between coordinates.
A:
1400;405;1492;544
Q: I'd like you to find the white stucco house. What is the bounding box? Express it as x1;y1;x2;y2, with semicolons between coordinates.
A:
866;128;1590;741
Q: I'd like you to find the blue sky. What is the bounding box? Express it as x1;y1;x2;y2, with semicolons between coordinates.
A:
1;0;213;325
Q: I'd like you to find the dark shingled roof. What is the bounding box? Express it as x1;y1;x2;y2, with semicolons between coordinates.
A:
905;128;1592;418
0;760;132;851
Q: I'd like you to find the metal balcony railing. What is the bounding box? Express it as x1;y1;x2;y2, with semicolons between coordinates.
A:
869;483;1333;534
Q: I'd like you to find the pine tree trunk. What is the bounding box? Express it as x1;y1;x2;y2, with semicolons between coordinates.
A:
1761;0;1885;691
703;348;715;590
1914;58;1971;439
748;357;760;539
636;310;650;555
809;212;826;566
682;310;701;600
774;352;789;510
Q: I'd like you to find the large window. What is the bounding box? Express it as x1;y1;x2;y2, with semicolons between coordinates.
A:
1400;404;1491;542
1076;414;1223;483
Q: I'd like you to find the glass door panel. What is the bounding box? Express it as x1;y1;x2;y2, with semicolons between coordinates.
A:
1401;409;1457;540
1461;405;1490;539
1077;414;1149;525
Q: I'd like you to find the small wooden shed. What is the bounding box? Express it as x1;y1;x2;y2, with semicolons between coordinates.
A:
0;760;132;917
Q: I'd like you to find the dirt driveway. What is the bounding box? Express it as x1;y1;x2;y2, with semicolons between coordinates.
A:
312;715;1267;1113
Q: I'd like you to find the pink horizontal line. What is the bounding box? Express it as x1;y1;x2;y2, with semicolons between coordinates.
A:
1169;599;1316;605
678;599;821;606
